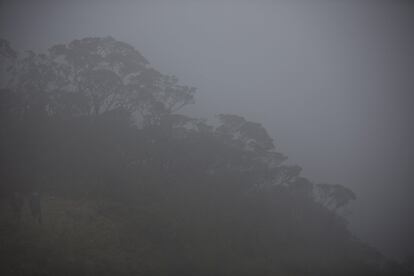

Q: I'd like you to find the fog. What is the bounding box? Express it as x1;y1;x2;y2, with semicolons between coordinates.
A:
1;0;413;274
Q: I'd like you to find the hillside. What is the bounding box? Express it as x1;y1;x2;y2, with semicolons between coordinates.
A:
0;37;411;276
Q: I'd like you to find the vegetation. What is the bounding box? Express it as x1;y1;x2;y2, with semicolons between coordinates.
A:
0;37;411;275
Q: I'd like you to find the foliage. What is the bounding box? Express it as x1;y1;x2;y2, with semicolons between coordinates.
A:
0;37;410;276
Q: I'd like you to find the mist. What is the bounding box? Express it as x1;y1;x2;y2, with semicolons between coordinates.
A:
0;1;413;275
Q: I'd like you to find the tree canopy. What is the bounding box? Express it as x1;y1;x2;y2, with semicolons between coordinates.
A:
0;37;410;276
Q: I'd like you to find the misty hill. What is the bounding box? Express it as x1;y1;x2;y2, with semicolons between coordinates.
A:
0;37;411;275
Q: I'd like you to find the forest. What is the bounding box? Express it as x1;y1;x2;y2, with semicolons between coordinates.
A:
0;37;412;275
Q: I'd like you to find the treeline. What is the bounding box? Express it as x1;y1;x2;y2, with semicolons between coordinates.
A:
0;37;410;275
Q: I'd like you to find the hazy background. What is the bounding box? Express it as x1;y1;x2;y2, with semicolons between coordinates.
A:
1;0;413;259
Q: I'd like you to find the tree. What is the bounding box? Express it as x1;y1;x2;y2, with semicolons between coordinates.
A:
48;37;195;123
215;114;275;153
0;38;17;88
2;36;402;276
315;183;356;210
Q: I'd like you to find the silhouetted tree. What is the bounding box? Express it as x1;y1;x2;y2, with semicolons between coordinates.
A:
0;37;408;276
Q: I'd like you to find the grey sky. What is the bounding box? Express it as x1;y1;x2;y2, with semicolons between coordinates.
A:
1;0;413;259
